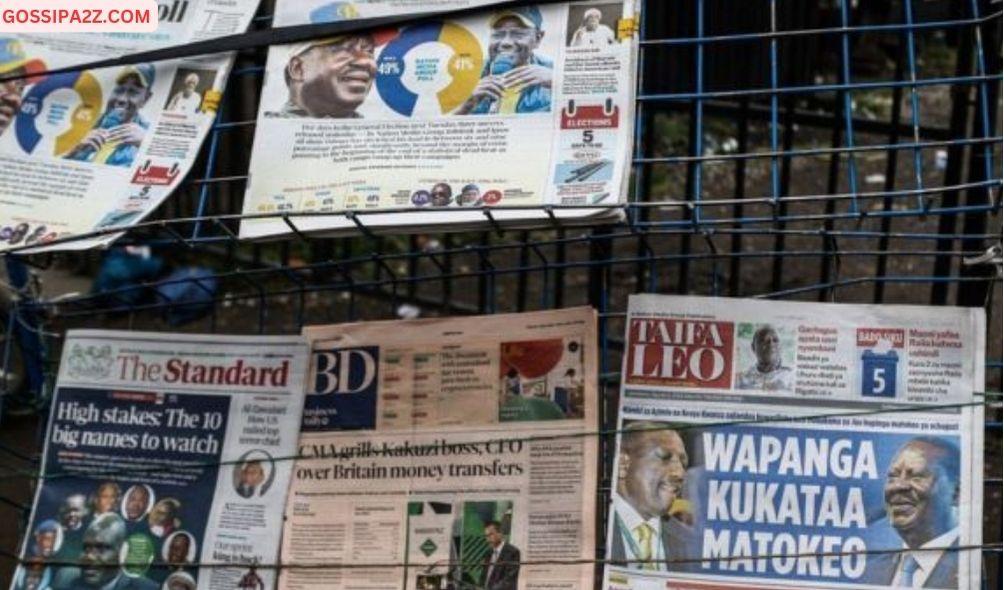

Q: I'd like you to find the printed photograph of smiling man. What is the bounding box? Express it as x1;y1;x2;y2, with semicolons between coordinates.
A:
861;436;961;589
454;6;554;116
610;421;698;573
268;34;377;118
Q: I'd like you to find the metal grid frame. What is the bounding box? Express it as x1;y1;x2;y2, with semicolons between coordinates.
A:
1;0;1002;586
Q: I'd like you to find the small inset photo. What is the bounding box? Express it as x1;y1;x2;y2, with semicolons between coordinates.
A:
148;498;182;538
566;3;622;47
232;449;276;498
162;530;197;566
122;484;155;522
163;571;197;590
734;323;795;392
499;337;585;421
407;499;518;590
30;520;63;558
555;160;613;184
163;68;218;114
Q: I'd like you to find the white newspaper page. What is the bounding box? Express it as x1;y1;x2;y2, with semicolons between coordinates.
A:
240;0;638;239
282;307;599;589
10;331;308;590
17;0;263;67
0;0;260;252
605;295;985;590
16;1;596;52
273;0;520;27
287;427;592;590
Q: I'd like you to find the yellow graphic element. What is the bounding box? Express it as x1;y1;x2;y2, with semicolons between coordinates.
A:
496;87;521;114
617;16;638;40
201;89;223;113
668;497;692;521
338;3;359;19
633;523;655;570
54;71;102;156
438;22;483;113
93;140;120;164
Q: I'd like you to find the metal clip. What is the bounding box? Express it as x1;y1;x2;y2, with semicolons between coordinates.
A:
963;245;1003;278
482;208;505;237
345;211;377;240
201;89;223;113
617;16;639;40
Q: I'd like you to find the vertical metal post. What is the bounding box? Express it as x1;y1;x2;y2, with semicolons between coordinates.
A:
838;0;861;215
958;0;999;307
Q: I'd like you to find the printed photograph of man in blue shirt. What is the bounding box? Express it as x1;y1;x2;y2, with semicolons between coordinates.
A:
455;7;552;115
65;64;154;168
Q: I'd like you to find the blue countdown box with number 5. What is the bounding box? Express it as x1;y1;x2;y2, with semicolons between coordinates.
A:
861;350;899;397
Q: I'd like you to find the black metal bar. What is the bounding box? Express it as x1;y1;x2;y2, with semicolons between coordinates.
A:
931;2;977;304
679;99;699;293
477;232;490;313
729;98;750;297
874;34;907;304
554;229;567;307
517;231;530;312
441;234;454;313
588;228;613;313
957;0;1000;307
771;97;796;294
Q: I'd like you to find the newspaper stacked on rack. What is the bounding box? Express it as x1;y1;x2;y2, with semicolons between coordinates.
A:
0;0;260;252
240;0;638;239
283;308;599;590
604;295;985;590
10;331;308;590
273;0;520;25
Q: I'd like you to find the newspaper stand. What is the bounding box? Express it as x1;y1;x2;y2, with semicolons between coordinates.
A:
0;0;1000;587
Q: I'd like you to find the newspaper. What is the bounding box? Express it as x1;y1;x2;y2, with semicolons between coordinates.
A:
273;0;520;26
605;295;986;590
10;331;308;590
0;0;260;252
240;0;638;239
14;1;263;68
283;308;599;589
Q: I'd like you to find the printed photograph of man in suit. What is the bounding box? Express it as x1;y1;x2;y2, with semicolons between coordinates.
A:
863;436;960;588
481;520;519;590
610;421;696;572
122;485;153;522
235;460;266;498
72;513;157;589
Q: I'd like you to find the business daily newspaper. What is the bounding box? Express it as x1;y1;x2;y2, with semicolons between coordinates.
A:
240;0;638;239
11;331;308;590
0;0;260;252
282;308;599;589
605;295;985;590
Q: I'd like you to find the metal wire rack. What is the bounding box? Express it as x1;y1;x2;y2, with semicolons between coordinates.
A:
0;0;1001;586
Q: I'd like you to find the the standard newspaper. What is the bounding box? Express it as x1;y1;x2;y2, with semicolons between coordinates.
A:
10;331;308;590
0;0;260;252
283;308;599;590
240;0;638;239
605;295;985;590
